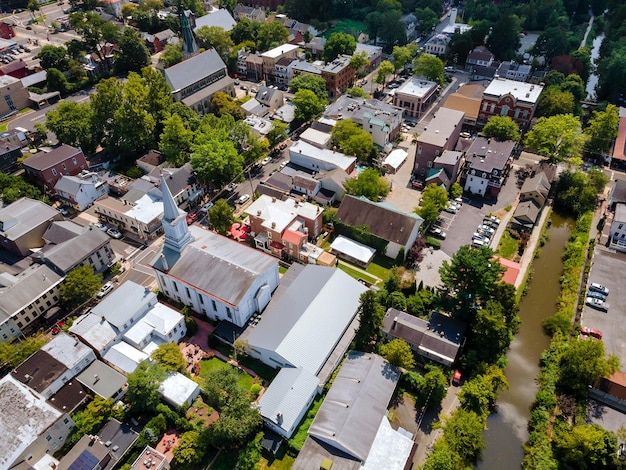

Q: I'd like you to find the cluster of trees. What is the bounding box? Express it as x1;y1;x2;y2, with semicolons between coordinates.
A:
343;168;390;201
554;169;608;217
596;2;626;101
0;173;44;204
536;72;585;117
482;116;521;142
289;73;329;121
416;183;449;227
330;119;375;161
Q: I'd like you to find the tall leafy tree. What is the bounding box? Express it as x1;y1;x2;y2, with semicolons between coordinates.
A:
126;360;167;414
289;73;328;102
524;114;587;164
392;45;414;72
558;338;619;397
536;87;576;117
256;21;289;52
379;339;416;368
354;290;386;350
486;14;522;60
266;120;289;147
344;168;390;201
191;138;243;188
90;77;124;147
69;12;121;71
46;68;70;95
554;423;618;469
413;53;444;86
37;45;69;70
231;18;261;46
173;431;206;467
292;89;325;121
46;101;96;154
160;113;193;166
439;245;505;320
151;343;187;373
208;199;235;235
210;91;245;121
585;104;619;157
159;43;183;68
349;51;369;76
331;119;374;161
59;265;103;309
375;60;395;85
482;116;520;142
195;26;234;64
141;66;172;130
441;409;486;463
420;183;449;211
323;32;357;62
115;28;150;74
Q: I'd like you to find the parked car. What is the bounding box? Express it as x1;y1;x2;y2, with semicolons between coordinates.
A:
237;194;251;204
589;282;609;296
428;227;447;239
451;370;462;386
279;160;288;169
471;238;489;248
483;218;499;229
586;290;607;301
59;207;70;216
585;297;609;312
444;204;459;214
107;228;122;239
477;224;495;236
581;326;603;339
97;282;114;299
200;201;214;213
473;232;490;243
186;212;199;225
485;215;501;225
94;222;108;232
260;156;271;166
226;182;237;192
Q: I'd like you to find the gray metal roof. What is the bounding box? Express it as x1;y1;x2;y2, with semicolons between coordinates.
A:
258;367;319;435
43;226;110;273
243;265;367;374
41;331;94;370
153;226;277;307
0;197;61;241
42;220;84;245
90;281;156;330
163;48;227;92
76;360;127;399
193;9;236;31
180;74;235;107
0;265;63;321
466;137;515;172
308;352;400;462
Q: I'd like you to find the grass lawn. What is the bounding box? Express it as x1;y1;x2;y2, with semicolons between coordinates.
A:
365;253;395;279
237;354;280;383
199;357;254;390
322;18;367;38
338;262;379;285
279;265;288;274
288;395;324;452
260;446;296;470
497;230;519;260
0;123;7;133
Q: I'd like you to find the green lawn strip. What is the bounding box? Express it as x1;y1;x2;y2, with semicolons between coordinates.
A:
279;265;288;274
337;262;379;285
497;230;519;259
260;445;296;470
287;395;324;452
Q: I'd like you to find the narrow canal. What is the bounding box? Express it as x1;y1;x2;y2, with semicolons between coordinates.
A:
477;214;574;469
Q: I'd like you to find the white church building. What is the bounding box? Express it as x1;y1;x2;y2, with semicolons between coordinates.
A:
151;176;279;327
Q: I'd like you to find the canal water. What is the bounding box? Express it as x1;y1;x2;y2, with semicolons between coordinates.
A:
477;214;574;469
586;33;605;101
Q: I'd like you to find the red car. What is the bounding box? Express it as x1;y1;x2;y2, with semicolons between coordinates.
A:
452;370;462;386
581;326;603;339
186;212;198;225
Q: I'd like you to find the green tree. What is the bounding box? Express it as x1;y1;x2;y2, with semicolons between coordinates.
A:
486;14;522;60
46;68;70;95
349;51;369;75
379;339;416;369
0;335;47;368
415;7;439;37
71;397;114;443
441;409;486;462
323;32;356;62
231;18;261;46
60;265;103;309
344;168;390;201
375;60;395;85
458;365;508;415
151;343;187;373
346;86;370;98
142;66;172;130
191;138;243;188
422;442;463;470
289;73;328;102
27;0;40;20
256;21;289;52
173;430;205;466
46;101;96;154
208;199;235;235
293;89;325;121
413;53;444;86
331;119;374;161
266;120;289;147
524;114;588;164
69;12;120;71
217;0;237;13
37;45;69;70
90;78;123;147
126;360;167;414
465;301;514;366
555;170;603;216
439;245;505;320
111;72;156;157
449;182;463;199
536;87;576;117
392;45;414;72
554;423;617;469
420;183;449;211
211;91;245;121
585;104;619;157
0;174;44;204
482;116;520;142
416;200;440;227
354;290;385;350
237;431;263;470
115;28;150;74
160;113;193;166
168;102;201;131
159;43;183;68
558;338;619;397
195;25;234;64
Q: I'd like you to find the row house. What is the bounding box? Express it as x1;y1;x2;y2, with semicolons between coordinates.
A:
392;77;439;119
478;78;543;129
261;43;299;84
23;144;88;192
354;43;383;74
54;171;109;211
247;195;323;263
414;108;464;178
461;137;515;197
321;55;355;100
233;5;266;22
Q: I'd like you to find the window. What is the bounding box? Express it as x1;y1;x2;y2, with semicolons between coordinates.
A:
500;105;509;116
24;316;30;322
226;307;233;319
17;322;23;328
199;296;204;305
62;163;67;170
4;95;15;110
619;224;623;230
72;157;77;165
185;287;190;297
211;300;217;311
52;168;57;176
173;283;178;292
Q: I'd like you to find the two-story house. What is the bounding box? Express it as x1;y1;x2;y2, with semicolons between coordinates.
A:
23;145;88;191
465;46;495;72
0;74;29;117
511;170;552;232
289;140;357;174
261;43;299;84
392;77;439;119
461;137;515;197
247;195;323;262
414;108;464;178
478;78;543;129
162;49;235;115
54;171;109;211
424;34;451;56
233;5;266;22
609;203;626;252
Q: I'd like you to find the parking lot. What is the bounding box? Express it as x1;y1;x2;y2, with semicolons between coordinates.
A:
581;247;626;362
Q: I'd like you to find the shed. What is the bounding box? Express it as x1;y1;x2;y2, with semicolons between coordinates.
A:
330;235;376;267
158;372;200;409
382;148;408;173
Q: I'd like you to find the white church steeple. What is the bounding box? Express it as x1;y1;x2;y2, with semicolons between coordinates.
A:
160;173;192;253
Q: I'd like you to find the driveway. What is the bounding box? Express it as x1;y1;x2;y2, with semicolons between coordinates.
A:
384;138;422;213
581;247;626;363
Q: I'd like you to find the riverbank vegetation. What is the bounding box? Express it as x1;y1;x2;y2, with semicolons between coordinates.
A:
523;171;619;468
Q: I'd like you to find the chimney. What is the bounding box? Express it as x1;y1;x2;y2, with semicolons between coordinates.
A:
160;253;169;271
392;316;398;329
